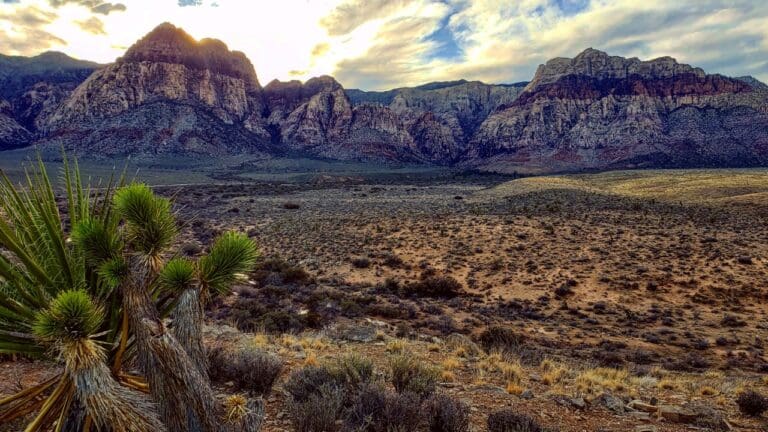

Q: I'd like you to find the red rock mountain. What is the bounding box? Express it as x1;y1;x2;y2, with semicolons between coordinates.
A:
2;24;767;173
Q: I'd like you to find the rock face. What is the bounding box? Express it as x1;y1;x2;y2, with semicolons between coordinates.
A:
6;30;768;172
469;48;768;173
0;99;31;150
0;51;99;148
43;23;271;156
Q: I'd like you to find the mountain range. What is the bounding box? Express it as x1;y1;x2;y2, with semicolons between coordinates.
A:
1;22;767;173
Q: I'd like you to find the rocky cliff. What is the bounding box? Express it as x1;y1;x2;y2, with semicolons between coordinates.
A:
6;26;768;172
469;48;768;173
0;99;30;149
42;23;271;156
0;51;99;148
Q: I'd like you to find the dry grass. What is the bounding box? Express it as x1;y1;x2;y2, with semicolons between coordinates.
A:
485;168;768;204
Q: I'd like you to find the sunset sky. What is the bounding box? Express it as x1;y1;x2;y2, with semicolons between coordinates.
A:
1;0;766;90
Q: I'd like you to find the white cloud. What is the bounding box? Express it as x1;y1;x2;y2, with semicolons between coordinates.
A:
0;0;766;88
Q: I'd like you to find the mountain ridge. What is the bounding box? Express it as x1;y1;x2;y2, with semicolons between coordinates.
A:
1;23;767;173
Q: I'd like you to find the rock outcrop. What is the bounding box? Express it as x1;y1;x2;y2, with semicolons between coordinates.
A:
469;48;768;173
0;99;31;150
43;23;271;155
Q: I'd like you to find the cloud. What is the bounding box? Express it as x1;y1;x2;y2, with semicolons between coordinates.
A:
320;0;416;36
1;0;766;88
0;27;66;55
46;0;126;14
323;0;768;89
311;42;330;58
0;5;57;26
90;3;126;14
76;16;106;34
0;5;66;54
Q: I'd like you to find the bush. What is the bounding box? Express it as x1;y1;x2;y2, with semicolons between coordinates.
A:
344;384;421;432
254;257;311;285
331;354;375;390
351;257;372;269
407;276;463;298
487;409;543;432
283;202;301;210
208;345;283;396
478;326;525;353
289;385;344;432
425;393;470;432
736;391;768;417
284;365;340;403
389;355;438;398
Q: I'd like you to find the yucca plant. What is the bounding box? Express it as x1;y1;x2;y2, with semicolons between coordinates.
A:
0;155;262;431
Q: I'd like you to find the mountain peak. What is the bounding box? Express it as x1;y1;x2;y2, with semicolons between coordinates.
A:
527;48;706;91
120;22;259;87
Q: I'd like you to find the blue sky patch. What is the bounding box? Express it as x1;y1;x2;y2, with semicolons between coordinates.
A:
425;15;463;61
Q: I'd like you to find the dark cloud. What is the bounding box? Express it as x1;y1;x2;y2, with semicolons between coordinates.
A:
76;16;106;35
178;0;204;6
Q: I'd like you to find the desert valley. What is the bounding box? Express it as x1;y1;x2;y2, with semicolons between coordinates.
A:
1;5;768;432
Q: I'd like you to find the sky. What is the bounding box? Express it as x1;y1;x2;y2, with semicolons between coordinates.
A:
0;0;766;90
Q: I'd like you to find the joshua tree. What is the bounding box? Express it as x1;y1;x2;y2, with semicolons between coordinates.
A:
0;156;262;431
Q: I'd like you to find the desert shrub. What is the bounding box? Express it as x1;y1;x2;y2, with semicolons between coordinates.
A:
181;241;202;256
284;365;341;403
283;202;301;210
478;326;525;353
289;385;344;432
351;257;372;269
207;345;283;396
382;253;404;268
425;393;470;432
330;354;375;391
487;409;543;432
257;310;306;333
344;384;421;432
254;257;311;285
736;391;768;416
407;276;463;298
445;333;482;357
389;355;439;398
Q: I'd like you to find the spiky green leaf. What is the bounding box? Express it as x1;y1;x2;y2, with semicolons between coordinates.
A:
33;290;104;342
159;258;195;293
199;232;258;295
113;184;177;258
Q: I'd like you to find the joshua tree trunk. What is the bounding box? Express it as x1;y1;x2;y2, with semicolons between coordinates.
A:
123;257;218;432
172;286;208;377
63;339;166;432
